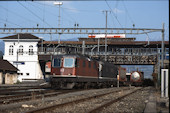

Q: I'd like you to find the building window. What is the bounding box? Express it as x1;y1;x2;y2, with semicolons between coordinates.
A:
18;45;23;55
9;45;14;55
18;73;23;75
29;45;34;55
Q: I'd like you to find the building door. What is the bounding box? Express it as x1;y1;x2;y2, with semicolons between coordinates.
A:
2;72;5;84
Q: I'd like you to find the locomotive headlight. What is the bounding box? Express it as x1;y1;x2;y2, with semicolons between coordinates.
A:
68;73;72;75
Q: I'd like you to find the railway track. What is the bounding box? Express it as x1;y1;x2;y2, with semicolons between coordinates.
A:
87;87;143;113
24;87;141;113
0;89;56;104
0;85;50;95
0;89;84;105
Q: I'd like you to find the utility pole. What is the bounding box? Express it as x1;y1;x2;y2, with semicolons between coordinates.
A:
54;2;63;43
103;10;111;61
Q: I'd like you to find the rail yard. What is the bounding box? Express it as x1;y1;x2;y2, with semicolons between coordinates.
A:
0;33;169;113
0;83;168;113
0;1;169;113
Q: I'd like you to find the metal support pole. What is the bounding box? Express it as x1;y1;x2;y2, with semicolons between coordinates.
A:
103;10;110;61
17;33;20;44
58;5;61;28
41;39;43;53
16;50;18;68
54;2;63;43
16;34;19;68
91;45;97;57
82;41;85;55
97;38;100;54
161;23;165;68
58;33;61;44
157;47;160;88
58;4;61;44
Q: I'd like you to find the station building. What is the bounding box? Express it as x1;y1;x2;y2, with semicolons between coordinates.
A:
0;34;43;82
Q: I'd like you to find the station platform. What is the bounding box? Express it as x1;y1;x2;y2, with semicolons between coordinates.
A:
144;88;169;113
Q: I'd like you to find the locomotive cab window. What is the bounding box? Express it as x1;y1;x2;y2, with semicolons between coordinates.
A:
53;58;61;67
64;58;75;68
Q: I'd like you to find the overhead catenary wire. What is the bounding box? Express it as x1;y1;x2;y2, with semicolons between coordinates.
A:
105;0;123;28
43;1;45;28
18;1;53;28
0;5;38;26
33;1;99;13
62;8;78;25
27;1;46;27
30;1;78;28
5;2;9;24
122;0;135;26
0;18;23;27
27;1;78;41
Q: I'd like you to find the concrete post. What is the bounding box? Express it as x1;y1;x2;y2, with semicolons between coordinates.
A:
161;69;169;98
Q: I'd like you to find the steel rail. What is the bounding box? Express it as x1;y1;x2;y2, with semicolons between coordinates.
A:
0;89;84;105
0;90;57;105
87;87;144;113
0;87;46;95
24;87;130;113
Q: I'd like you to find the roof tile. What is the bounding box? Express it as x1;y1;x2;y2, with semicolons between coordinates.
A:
0;59;18;72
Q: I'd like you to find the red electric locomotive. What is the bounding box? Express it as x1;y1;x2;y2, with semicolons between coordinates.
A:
48;54;120;89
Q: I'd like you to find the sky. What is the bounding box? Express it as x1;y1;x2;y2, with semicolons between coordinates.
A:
0;0;169;41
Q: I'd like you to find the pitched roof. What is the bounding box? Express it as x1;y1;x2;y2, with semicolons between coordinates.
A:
0;59;18;72
0;33;40;40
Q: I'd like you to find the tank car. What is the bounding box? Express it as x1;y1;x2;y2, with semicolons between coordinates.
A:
49;54;120;89
130;71;144;86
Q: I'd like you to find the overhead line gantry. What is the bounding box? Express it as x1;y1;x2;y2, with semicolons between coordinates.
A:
0;27;163;34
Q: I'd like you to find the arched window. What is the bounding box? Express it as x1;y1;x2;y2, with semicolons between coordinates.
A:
9;45;14;55
18;45;23;55
29;45;33;55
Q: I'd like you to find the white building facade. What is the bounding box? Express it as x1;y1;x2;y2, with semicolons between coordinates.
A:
1;34;43;82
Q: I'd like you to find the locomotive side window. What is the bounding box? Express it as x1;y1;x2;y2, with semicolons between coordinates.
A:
93;62;96;69
83;60;86;67
53;58;61;67
88;61;91;68
64;58;75;68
